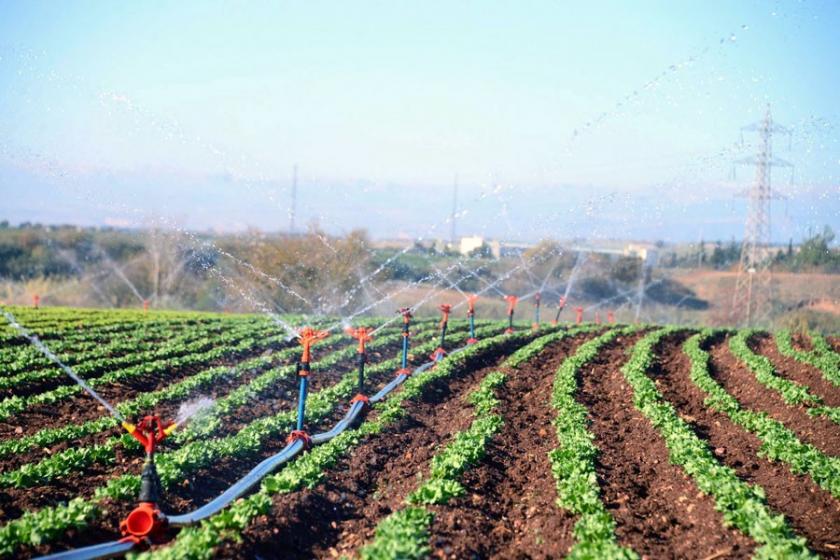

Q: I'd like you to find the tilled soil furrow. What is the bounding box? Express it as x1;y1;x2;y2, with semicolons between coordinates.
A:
709;339;840;456
652;334;840;558
425;335;594;559
753;335;840;407
211;340;528;560
579;334;756;560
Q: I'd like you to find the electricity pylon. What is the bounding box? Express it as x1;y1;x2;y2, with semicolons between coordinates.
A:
730;105;792;327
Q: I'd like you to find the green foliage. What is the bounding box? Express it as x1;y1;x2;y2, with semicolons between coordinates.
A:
684;331;840;498
620;329;815;558
729;330;839;424
775;330;840;387
357;508;433;560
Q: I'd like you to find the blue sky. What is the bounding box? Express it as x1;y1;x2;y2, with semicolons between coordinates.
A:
0;1;838;242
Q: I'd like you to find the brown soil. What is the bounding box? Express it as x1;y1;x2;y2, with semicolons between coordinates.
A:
790;332;814;352
651;333;840;558
752;334;840;407
426;335;591;559
708;340;840;456
579;333;756;559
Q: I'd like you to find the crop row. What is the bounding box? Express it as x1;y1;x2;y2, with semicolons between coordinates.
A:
775;330;840;388
626;328;814;558
684;331;840;498
0;320;503;556
548;325;640;559
140;327;543;559
729;330;840;424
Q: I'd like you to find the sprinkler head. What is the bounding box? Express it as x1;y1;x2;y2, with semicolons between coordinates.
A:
467;294;478;315
124;415;176;455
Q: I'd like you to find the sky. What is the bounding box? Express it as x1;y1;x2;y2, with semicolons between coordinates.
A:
0;0;838;243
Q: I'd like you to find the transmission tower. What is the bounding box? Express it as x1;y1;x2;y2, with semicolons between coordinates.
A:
730;105;792;327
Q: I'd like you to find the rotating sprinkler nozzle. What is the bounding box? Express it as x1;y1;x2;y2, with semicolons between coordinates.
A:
466;294;479;344
346;326;374;396
532;292;542;331
143;299;149;313
395;308;413;375
119;415;177;546
293;326;330;436
575;306;584;324
431;304;452;362
504;295;518;334
552;296;567;326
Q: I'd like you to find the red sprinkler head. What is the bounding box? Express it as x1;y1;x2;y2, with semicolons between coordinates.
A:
398;307;413;320
535;292;541;304
558;296;567;309
439;303;452;323
123;415;176;455
346;326;373;354
504;295;518;315
33;294;40;309
607;310;615;323
297;326;330;365
143;299;149;313
467;294;478;315
575;306;584;324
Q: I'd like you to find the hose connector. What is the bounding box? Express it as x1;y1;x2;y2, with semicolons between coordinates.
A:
287;430;313;449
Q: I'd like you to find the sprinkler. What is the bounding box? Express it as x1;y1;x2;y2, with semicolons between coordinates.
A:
119;415;178;546
607;310;615;323
346;326;373;397
575;306;584;324
290;326;330;446
143;299;149;313
532;292;541;331
33;294;40;309
594;312;601;324
431;304;452;362
466;294;479;344
552;296;567;326
504;295;518;334
395;307;413;375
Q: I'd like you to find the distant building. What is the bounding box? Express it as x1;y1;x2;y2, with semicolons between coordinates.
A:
459;236;486;256
623;243;659;267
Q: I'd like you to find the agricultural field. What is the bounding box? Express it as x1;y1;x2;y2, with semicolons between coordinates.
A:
0;306;838;559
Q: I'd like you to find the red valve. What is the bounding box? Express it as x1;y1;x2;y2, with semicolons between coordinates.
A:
297;326;330;365
346;326;373;354
120;502;166;543
123;415;176;455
